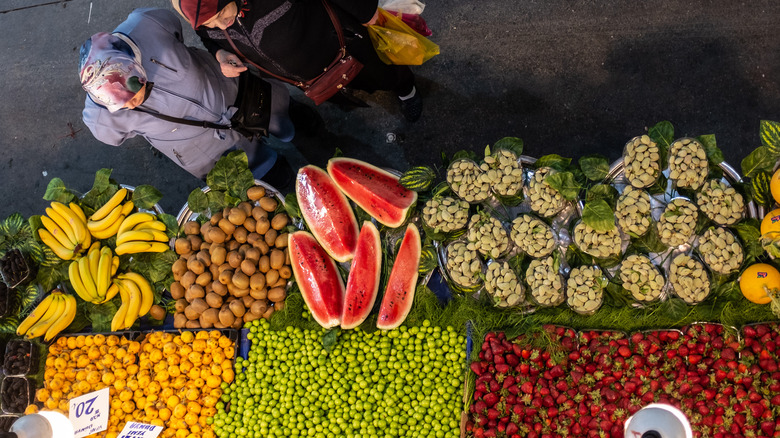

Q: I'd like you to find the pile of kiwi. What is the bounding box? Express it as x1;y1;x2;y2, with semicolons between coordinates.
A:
170;185;291;329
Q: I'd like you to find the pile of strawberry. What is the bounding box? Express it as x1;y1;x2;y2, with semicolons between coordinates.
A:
466;323;780;438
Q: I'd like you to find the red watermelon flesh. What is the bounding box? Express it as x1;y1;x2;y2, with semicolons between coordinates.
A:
296;165;359;263
327;157;417;228
377;223;421;330
341;222;382;330
288;231;345;329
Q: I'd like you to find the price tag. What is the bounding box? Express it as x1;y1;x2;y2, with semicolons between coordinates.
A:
69;387;109;438
117;421;163;438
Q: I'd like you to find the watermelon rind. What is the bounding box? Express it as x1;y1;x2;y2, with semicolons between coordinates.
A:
296;165;359;263
288;231;345;329
341;222;382;330
377;223;421;330
327;157;417;228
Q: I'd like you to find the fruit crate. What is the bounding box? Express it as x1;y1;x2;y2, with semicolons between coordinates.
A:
3;340;37;377
0;415;18;432
0;376;32;415
0;249;32;290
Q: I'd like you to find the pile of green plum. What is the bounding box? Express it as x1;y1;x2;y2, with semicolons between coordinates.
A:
210;319;466;438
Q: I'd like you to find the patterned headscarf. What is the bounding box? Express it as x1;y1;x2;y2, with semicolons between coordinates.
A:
173;0;241;29
78;32;147;113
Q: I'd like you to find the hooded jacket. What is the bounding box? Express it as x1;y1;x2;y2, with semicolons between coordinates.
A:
82;8;254;179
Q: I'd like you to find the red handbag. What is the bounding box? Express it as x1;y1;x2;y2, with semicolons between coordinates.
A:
222;0;363;105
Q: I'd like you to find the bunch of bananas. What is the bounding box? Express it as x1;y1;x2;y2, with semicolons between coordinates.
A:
69;242;120;304
87;188;135;240
115;212;170;255
111;272;155;331
17;289;77;341
38;202;90;260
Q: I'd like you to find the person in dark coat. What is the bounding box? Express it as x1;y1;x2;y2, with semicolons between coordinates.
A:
171;0;424;122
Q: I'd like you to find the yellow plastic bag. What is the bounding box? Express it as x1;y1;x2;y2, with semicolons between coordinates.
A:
367;8;440;65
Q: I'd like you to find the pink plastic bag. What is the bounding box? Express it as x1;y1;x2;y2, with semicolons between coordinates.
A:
387;11;432;37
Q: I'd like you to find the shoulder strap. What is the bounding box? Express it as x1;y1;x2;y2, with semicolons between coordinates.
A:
132;107;231;130
222;0;348;87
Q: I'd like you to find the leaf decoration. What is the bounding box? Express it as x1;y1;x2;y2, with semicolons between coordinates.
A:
187;189;209;214
733;220;763;265
283;193;302;221
545;172;581;201
81;169;117;210
43;178;75;204
604;278;633;308
84;301;119;333
629;226;667;254
579;155;610;182
582;199;616;232
207;190;229;214
35;262;68;293
16;283;41;315
585;184;619;208
418;246;438;276
647;173;668;196
697;134;724;165
750;171;772;208
741;146;778;179
158;213;179;239
132;185;163;210
493;137;524;157
660;297;691;320
321;327;342;353
535;154;572;172
206;151;255;200
565;244;593;269
127;251;176;289
760;120;780;155
0;214;25;243
452;150;479;163
0;317;19;334
648;121;674;150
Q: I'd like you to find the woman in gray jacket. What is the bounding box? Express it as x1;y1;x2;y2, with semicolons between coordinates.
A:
80;8;294;181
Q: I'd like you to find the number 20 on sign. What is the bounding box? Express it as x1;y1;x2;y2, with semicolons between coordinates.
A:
69;387;109;438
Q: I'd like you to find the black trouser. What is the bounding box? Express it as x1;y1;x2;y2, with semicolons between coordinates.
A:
344;25;416;97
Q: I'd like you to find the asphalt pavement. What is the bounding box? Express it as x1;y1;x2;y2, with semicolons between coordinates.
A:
1;0;779;219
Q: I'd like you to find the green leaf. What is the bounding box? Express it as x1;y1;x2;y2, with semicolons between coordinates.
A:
760;120;780;155
35;262;68;292
321;327;342;353
733;220;763;264
750;171;772;208
604;277;632;308
647;173;668;196
157;213;179;239
332;148;344;158
565;244;593;268
579;155;610;182
0;214;25;240
545;172;581;201
43;178;75;204
132;185;163;210
493;137;524;157
206;151;255;199
91;168;113;193
80;169;117;210
586;184;619;208
660;298;690;318
483;145;491;157
187;189;209;214
648;121;674;150
697;134;724;165
207;190;229;213
581;199;616;232
535;154;572;172
283;193;302;221
629;226;668;254
712;280;740;299
85;301;119;333
0;317;19;334
741;146;778;179
694;210;712;235
452;150;479;163
127;251;176;286
16;283;41;315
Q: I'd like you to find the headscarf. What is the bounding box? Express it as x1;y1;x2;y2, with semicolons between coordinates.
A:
172;0;241;29
78;32;147;113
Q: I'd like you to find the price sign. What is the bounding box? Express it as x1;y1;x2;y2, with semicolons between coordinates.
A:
117;421;163;438
69;387;109;438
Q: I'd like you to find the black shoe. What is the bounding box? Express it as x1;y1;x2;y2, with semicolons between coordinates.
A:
398;90;423;122
289;99;322;137
259;155;294;191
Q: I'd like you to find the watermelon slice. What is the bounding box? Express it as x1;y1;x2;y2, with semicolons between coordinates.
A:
327;157;417;228
377;223;421;330
288;231;345;328
341;222;382;330
296;165;359;263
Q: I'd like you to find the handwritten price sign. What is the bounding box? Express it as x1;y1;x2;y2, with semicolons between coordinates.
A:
118;421;162;438
69;387;109;438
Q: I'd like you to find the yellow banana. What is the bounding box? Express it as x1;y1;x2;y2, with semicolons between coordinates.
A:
68;259;97;303
91;214;125;240
92;188;128;222
87;203;123;233
147;242;170;253
115;241;152;255
111;256;120;276
46;207;78;247
116;230;155;246
52;202;88;245
134;220;167;232
147;230;170;243
121;272;154;317
88;242;101;276
117;212;155;236
40;216;76;249
78;256;97;299
69;202;87;224
26;293;65;339
120;278;142;329
111;281;130;332
100;283;120;304
96;248;113;298
38;229;74;260
16;292;57;335
121;201;135;216
44;294;77;342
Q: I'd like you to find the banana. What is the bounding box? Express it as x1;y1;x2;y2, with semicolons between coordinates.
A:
40;216;76;249
121;272;154;317
38;229;74;260
121;201;135;216
116;230;156;246
87;203;124;233
26;293;66;339
44;294;77;342
111;281;130;332
92;188;128;222
134;220;167;232
120;278;142;329
88;242;101;275
68;259;97;303
52;202;87;245
117;212;155;236
91;215;125;240
69;202;88;224
46;207;78;247
101;283;120;304
111;256;120;276
147;230;170;243
115;241;152;255
16;292;57;335
96;248;113;298
78;256;98;300
146;242;170;253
